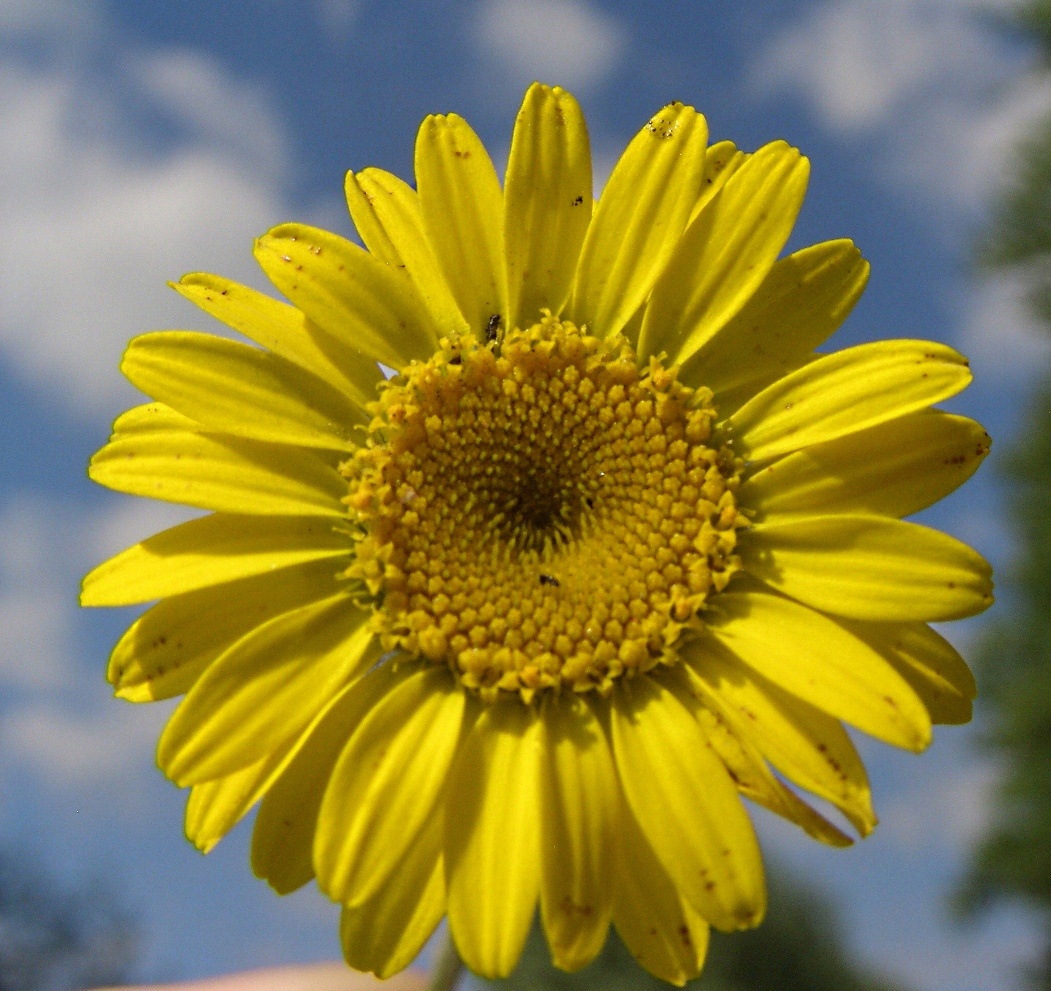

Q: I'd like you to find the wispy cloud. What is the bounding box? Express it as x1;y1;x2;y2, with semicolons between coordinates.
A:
475;0;627;95
313;0;361;38
881;759;999;855
0;30;293;412
956;270;1051;381
0;499;78;690
754;0;1005;132
751;0;1041;211
0;494;194;783
752;0;1051;381
128;49;288;179
2;700;170;788
0;0;101;40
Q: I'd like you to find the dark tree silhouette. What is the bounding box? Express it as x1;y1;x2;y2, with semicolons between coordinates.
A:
0;848;137;991
479;867;907;991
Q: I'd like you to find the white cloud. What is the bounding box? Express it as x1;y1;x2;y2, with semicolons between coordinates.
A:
0;498;80;689
881;760;999;855
314;0;361;37
888;73;1051;215
88;496;201;566
877;905;1044;991
475;0;626;95
2;700;170;787
753;0;1051;383
0;592;71;689
752;0;1045;211
956;271;1051;381
0;0;341;810
129;49;288;179
0;493;193;778
0;0;100;39
0;43;292;412
754;0;1004;133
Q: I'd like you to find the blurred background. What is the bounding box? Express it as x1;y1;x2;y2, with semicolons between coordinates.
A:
2;0;1050;988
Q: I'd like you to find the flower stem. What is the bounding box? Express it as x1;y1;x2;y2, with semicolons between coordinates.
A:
428;930;464;991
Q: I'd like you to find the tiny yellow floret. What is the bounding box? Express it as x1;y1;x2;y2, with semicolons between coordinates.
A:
345;316;742;700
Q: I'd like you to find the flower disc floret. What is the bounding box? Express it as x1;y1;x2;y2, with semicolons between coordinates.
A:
345;315;743;700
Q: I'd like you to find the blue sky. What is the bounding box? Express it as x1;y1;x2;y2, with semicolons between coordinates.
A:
0;0;1047;988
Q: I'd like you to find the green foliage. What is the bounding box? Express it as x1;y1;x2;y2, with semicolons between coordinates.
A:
977;2;1051;320
478;868;906;991
958;380;1051;921
1015;0;1051;59
958;1;1051;987
978;116;1051;321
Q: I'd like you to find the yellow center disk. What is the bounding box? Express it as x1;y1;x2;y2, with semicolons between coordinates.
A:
345;315;744;701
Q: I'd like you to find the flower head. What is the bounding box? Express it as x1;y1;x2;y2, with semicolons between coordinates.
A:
82;84;992;985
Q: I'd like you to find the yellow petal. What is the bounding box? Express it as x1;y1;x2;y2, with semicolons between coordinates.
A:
704;588;931;751
446;700;541;979
109;557;342;703
688;140;746;224
111;402;198;436
567;103;709;339
81;513;351;607
538;693;615;972
255;223;439;368
742;514;994;621
677;667;852;847
343;170;404;266
679;239;868;398
344;168;468;336
739;411;991;520
504;83;592;332
339;827;445;979
89;429;347;517
157;594;377;785
316;666;467;906
746;768;852;847
415;113;507;339
682;635;877;836
708;353;815;418
121;331;363;449
842;620;976;725
728;340;972;461
185;746;289;854
252;663;402;895
639;141;809;365
610;674;765;931
173;273;383;409
611;792;710;986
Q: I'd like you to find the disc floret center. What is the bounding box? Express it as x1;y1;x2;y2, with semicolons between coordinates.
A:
344;315;743;701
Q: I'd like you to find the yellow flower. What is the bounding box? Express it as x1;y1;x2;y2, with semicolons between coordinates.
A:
82;84;992;985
